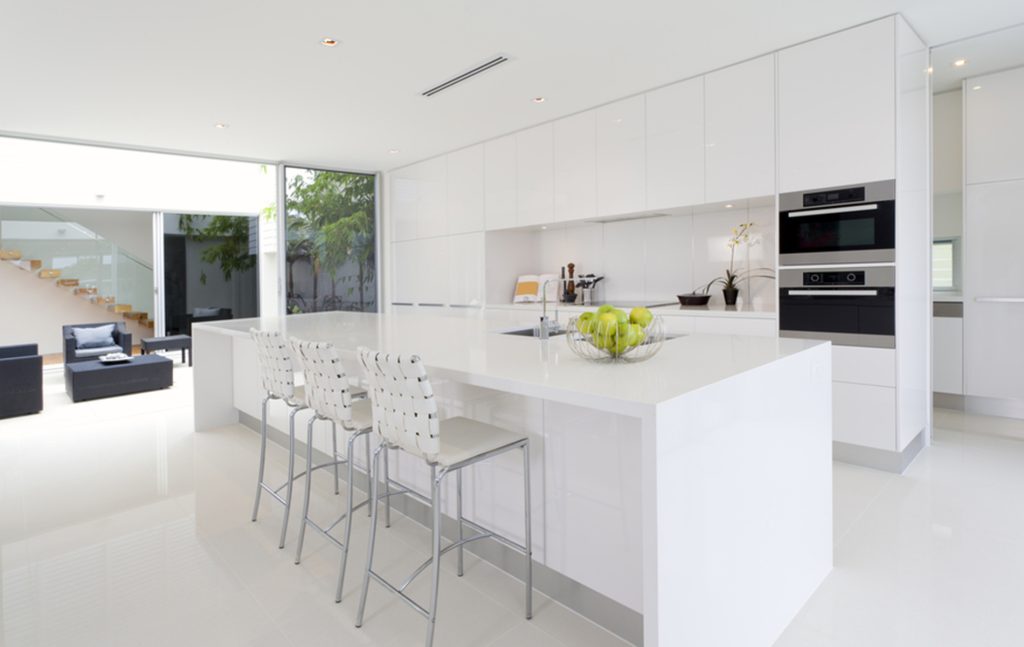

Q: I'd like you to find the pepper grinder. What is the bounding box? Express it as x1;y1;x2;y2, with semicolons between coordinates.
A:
566;262;576;304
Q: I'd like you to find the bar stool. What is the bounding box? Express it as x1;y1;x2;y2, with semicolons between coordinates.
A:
250;329;313;549
354;347;533;647
288;339;374;601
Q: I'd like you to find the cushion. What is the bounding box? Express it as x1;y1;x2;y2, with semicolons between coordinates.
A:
73;324;115;349
193;307;221;317
74;345;124;358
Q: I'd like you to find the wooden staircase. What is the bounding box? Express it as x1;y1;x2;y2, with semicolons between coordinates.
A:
1;247;153;329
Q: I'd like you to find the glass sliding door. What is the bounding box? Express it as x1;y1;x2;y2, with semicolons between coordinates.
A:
162;213;260;335
284;167;377;314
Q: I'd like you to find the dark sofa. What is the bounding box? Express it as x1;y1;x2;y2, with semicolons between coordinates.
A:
0;344;43;418
62;322;133;365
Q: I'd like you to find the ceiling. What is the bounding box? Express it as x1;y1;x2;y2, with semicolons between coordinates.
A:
2;0;1024;173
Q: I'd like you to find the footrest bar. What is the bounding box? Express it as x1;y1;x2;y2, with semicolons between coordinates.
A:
303;518;346;550
369;570;429;618
397;532;493;591
463;519;527;554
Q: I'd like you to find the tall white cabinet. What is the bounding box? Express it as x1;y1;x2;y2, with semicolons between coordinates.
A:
645;78;704;209
596;96;646;216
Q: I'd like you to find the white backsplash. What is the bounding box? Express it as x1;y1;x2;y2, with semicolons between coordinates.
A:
532;205;776;308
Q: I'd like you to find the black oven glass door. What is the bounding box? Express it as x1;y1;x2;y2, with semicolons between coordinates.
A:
779;288;895;337
780;201;895;256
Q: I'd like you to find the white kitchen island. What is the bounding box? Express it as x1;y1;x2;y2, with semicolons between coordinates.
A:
192;309;832;647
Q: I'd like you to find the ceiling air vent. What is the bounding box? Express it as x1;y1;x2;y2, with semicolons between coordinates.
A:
421;55;510;97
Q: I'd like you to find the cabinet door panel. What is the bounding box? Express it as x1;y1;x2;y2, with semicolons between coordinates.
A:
517;123;555;226
705;55;775;202
448;232;485;307
485;135;517;230
832;345;895;387
447;145;484;234
833;382;896;450
932;316;963;395
554;111;597;222
693;316;776;337
390;240;419;303
417;237;449;305
646;78;704;209
778;19;895;192
389;167;419;242
965;66;1024;185
416;157;447;238
596;96;646;216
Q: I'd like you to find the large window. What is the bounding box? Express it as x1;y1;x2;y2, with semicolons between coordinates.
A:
284;167;377;314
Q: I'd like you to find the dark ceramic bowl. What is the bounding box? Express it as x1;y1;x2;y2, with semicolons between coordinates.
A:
677;293;712;306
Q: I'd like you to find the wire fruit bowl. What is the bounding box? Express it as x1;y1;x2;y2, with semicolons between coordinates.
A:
565;315;666;363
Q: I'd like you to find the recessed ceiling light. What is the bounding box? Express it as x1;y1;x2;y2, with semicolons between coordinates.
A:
972;85;982;91
533;97;546;103
388;149;400;154
541;225;547;230
321;37;338;47
926;66;934;74
953;59;967;67
725;203;734;209
214;123;229;129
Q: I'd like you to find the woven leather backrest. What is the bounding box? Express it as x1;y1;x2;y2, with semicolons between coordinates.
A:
289;339;353;425
358;347;440;462
250;329;296;400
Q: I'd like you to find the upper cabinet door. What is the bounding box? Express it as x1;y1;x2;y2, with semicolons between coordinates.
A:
388;166;419;242
446;144;485;235
646;78;704;210
414;156;447;238
484;134;517;230
553;111;597;222
516;123;555;227
705;55;776;202
964;66;1024;185
596;96;646;216
778;18;896;192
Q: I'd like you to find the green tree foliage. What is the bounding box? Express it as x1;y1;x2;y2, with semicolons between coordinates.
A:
287;170;375;311
178;214;256;285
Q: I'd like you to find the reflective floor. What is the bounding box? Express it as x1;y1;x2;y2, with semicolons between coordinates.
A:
2;367;1024;646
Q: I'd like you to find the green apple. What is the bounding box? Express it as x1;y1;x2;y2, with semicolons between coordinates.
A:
626;323;645;347
576;312;595;334
611;335;632;355
593;312;620;337
629;306;653;328
595;304;616;316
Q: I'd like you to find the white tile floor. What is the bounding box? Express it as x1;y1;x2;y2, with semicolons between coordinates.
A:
2;367;1024;646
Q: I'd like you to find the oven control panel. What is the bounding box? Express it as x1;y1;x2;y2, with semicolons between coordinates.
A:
803;271;865;286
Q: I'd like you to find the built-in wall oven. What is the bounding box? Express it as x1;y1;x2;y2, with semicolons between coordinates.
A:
779;266;895;348
779;180;896;266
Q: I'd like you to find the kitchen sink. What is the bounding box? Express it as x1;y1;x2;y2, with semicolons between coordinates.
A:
499;327;567;338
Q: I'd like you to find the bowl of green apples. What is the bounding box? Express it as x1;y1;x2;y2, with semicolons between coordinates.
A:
565;305;665;363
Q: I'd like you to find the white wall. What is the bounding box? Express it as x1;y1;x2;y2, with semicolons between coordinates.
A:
486;204;776;308
0;260;148;355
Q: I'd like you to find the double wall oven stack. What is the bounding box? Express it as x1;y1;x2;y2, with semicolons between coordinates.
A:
778;180;897;349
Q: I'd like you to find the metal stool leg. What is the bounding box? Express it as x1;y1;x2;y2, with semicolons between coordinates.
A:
523;442;533;620
294;417;317;564
425;465;443;647
335;431;360;602
332;421;340;495
355;443;385;622
456;469;464;576
278;407;301;549
383;445;392;528
365;433;372;517
251;396;271;522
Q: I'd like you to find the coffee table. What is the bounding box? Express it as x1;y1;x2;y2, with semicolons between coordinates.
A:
140;334;192;366
64;355;173;402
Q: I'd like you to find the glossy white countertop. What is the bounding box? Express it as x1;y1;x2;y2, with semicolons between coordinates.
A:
197;310;820;415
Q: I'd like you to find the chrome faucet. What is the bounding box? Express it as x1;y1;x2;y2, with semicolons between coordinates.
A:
538;277;563;339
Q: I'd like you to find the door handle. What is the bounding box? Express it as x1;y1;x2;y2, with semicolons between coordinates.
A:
787;289;879;297
786;204;880;218
974;297;1024;303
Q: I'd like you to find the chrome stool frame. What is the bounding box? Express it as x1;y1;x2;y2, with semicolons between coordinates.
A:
289;339;376;601
250;329;309;549
354;348;533;647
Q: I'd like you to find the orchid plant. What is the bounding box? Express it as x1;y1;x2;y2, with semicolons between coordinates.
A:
696;222;775;295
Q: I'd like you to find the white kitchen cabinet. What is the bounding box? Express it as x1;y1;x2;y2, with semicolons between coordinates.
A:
553;111;597;223
660;315;696;337
705;55;776;202
516;123;555;227
389;166;420;242
447;144;485;235
833;382;896;450
693;316;776;337
964;66;1024;185
932;315;963;395
448;232;485;307
413;157;447;239
485;134;517;230
417;236;450;305
964;180;1024;402
831;346;896;387
778;18;896;192
645;78;704;209
390;240;420;303
596;96;646;216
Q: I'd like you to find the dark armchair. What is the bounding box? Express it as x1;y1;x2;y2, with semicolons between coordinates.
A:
62;322;133;364
0;344;43;418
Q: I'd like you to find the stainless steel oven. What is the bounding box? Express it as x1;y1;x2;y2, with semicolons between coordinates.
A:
779;266;895;348
779;180;896;266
